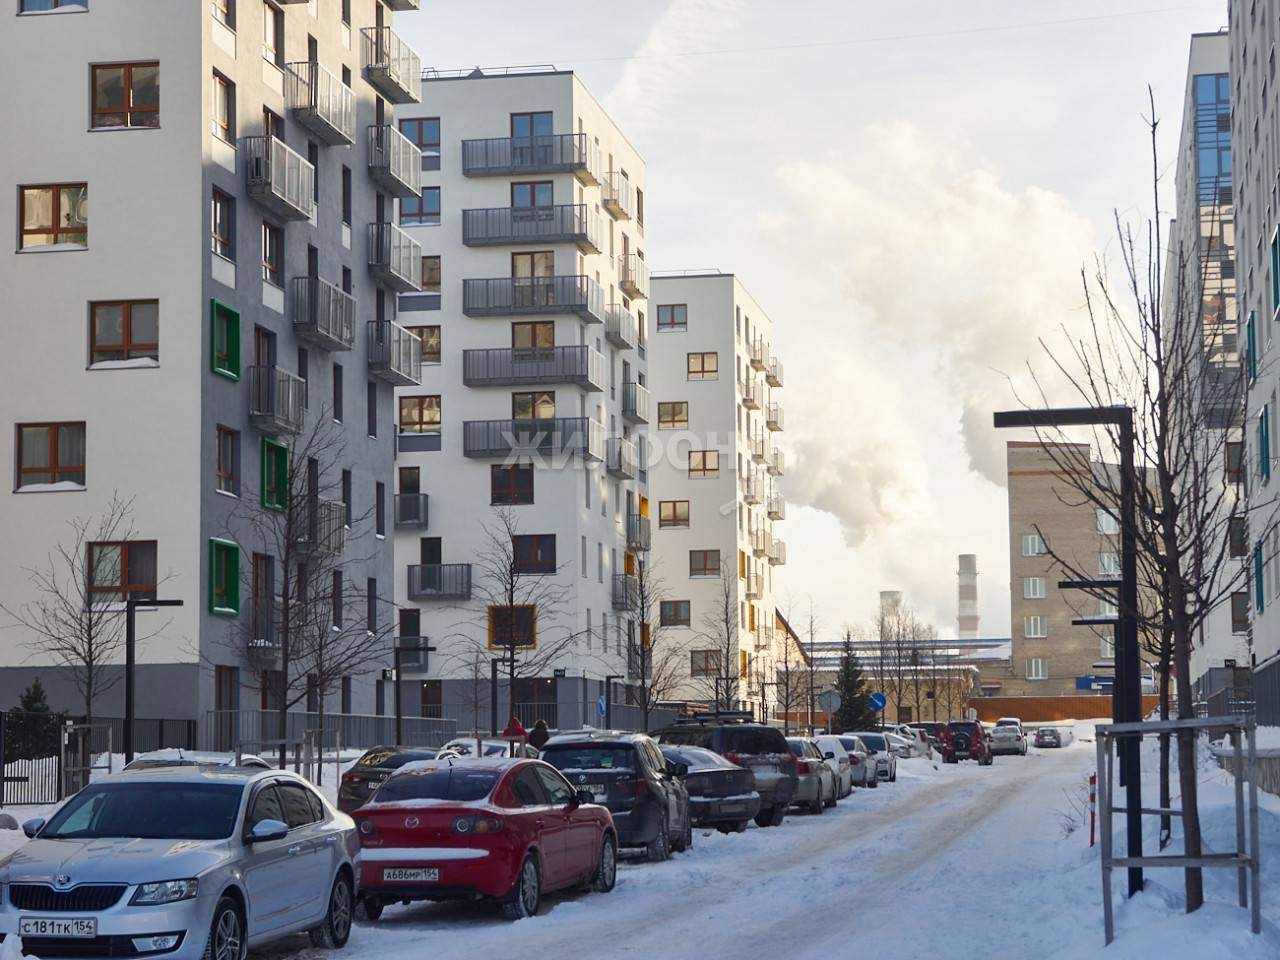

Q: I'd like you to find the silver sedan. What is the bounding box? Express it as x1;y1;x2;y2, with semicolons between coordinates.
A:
0;766;359;960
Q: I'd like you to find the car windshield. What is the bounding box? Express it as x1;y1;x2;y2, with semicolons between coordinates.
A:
42;781;244;840
375;767;499;803
661;746;732;770
540;746;634;772
838;737;863;752
996;720;1019;727
859;734;887;751
950;723;979;735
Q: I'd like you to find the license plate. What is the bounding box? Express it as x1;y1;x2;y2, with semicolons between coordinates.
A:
582;784;605;795
382;867;438;883
19;917;97;939
719;803;745;814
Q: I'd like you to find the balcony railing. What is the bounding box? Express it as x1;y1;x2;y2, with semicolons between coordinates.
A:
248;365;305;435
461;132;600;183
618;254;649;299
741;472;763;504
602;171;634;220
623;381;651;424
367;321;422;386
462;345;605;390
751;433;768;463
612;573;639;611
295;498;346;556
745;573;762;599
407;563;472;601
751;528;770;557
462;204;601;253
767;447;785;477
243;136;315;222
394;493;429;528
741;378;760;410
367;123;422;199
766;357;784;387
290;276;355;351
606;436;637;479
769;539;787;566
463;417;604;461
286;61;355;146
383;0;418;9
461;275;604;322
627;513;651;551
767;493;786;520
604;302;637;349
360;26;421;103
750;336;769;371
368;222;422;292
766;401;784;431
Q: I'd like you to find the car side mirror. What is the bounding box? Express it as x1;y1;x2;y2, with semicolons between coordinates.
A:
573;788;594;805
21;818;45;839
667;761;688;778
247;819;288;844
823;751;835;760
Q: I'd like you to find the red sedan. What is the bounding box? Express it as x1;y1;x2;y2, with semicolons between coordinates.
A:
354;757;617;919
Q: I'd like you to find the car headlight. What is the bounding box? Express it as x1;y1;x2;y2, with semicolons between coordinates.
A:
130;879;198;906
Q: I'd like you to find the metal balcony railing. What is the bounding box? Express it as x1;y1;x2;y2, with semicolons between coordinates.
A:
751;528;770;557
604;302;637;349
623;381;651;424
462;204;601;253
767;448;785;477
407;563;472;601
766;401;784;431
741;472;763;504
750;336;769;371
766;356;783;387
360;26;421;104
286;61;355;146
767;493;786;520
606;436;637;479
295;498;347;556
367;321;422;386
248;365;305;435
290;276;355;352
618;254;649;299
243;136;315;222
741;377;760;410
462;345;605;390
751;433;768;463
769;539;787;566
368;222;422;292
627;513;651;551
394;493;429;528
461;132;600;183
612;573;639;611
602;171;635;220
461;275;604;322
367;123;422;199
745;573;762;599
462;417;605;461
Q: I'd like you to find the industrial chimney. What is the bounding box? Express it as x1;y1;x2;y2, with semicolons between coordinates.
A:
957;554;979;639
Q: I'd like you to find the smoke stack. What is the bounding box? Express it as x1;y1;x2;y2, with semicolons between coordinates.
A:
957;554;979;640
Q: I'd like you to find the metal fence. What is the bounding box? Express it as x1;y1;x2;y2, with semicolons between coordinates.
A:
202;709;457;752
1207;685;1256;719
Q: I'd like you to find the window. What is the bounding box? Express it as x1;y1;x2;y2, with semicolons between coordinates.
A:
1230;516;1248;558
512;321;554;352
690;650;721;678
215;426;239;495
91;62;159;129
401;186;441;226
21;0;88;9
332;570;344;628
341;470;352;526
1099;552;1120;576
1021;532;1045;557
659;500;689;528
636;187;644;227
1026;658;1048;681
211;189;234;259
399;117;440;165
366;381;377;437
406;326;441;364
399;395;441;433
261;438;288;511
15;422;86;489
211;72;234;141
1096;508;1119;535
1226;440;1244;482
689;549;720;577
1023;576;1045;599
212;0;234;27
1232;591;1250;633
661;600;691;627
1024;616;1045;638
513;534;556;574
1261;406;1272;482
512;391;555;420
262;1;283;65
341;166;351;225
511;111;552;142
511;181;553;215
688;450;719;478
375;484;385;537
210;300;240;379
20;183;88;249
687;352;718;380
261;222;282;286
421;256;441;294
366;578;378;632
491;463;534;505
1247;310;1258;383
89;541;157;603
251;553;273;643
489;605;536;649
658;401;688;430
332;362;344;421
340;0;348;24
1100;597;1118;619
657;304;687;330
90;300;158;365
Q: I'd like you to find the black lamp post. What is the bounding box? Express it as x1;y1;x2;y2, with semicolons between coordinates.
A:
393;635;435;746
124;597;184;763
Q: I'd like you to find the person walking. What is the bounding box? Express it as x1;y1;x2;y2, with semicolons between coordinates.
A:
529;718;551;751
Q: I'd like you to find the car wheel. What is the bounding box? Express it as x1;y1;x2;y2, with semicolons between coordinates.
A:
868;776;879;788
646;813;671;862
824;783;837;808
356;896;384;922
501;855;541;920
734;819;749;833
591;834;617;893
683;816;694;850
203;897;244;960
890;770;897;783
308;871;354;949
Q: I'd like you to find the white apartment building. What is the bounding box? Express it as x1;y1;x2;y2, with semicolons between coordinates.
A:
647;272;786;716
0;0;424;740
391;68;652;731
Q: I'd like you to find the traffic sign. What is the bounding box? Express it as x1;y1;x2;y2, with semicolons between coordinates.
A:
816;690;842;714
869;692;887;712
597;694;607;718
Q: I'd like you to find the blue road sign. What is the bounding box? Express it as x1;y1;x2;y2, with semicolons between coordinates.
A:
597;694;608;718
869;692;887;712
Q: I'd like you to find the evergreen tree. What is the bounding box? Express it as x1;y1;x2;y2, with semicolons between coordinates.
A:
18;678;50;714
832;637;877;732
9;678;62;763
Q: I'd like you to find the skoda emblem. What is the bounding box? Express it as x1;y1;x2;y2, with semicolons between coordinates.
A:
53;875;72;889
404;816;419;829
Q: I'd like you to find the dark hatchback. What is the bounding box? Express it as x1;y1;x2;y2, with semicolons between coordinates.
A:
1034;727;1063;748
659;744;760;833
338;746;441;812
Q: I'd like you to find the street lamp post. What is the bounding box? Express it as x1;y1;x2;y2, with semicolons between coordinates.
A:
124;597;184;764
393;635;435;746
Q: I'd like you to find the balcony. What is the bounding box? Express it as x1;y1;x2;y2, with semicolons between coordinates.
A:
741;472;762;504
368;124;422;199
602;171;634;220
462;204;601;254
462;275;604;323
751;433;768;463
383;0;419;9
618;254;649;299
767;493;786;520
766;401;784;431
767;447;785;477
248;365;305;435
290;276;355;352
751;528;770;557
295;498;347;556
766;357;784;388
461;132;600;183
462;345;605;390
741;378;760;410
243;136;315;222
769;539;787;566
367;321;422;386
750;336;769;371
394;493;429;528
286;62;355;146
368;222;422;292
463;417;604;461
360;26;421;104
627;513;651;552
606;436;637;479
407;563;472;601
623;381;651;424
604;302;637;349
612;573;639;611
745;573;762;599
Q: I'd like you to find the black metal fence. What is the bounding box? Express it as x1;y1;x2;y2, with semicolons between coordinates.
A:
0;711;63;805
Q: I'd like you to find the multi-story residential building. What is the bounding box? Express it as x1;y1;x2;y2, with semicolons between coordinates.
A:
647;271;786;715
0;0;424;738
390;67;652;731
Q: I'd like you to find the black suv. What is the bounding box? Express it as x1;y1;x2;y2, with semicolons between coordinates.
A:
540;731;692;861
337;746;442;812
655;712;797;828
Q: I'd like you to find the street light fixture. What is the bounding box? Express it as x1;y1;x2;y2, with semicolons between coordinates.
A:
124;597;184;763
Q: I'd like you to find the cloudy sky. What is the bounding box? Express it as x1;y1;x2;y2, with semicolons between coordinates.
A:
397;0;1226;638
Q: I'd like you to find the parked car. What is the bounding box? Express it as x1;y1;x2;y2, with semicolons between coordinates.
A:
337;747;443;813
123;749;272;771
990;722;1028;756
834;735;874;787
786;738;838;813
540;732;691;860
885;732;919;759
995;717;1025;732
354;757;616;920
1;766;358;960
659;745;761;833
656;712;797;828
440;737;540;759
942;720;993;764
811;734;855;797
892;724;934;758
844;731;897;783
1034;727;1064;748
907;722;946;750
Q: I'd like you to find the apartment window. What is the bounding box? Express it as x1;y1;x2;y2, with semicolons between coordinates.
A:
1025;657;1048;681
1024;616;1046;638
341;166;352;225
399;395;441;433
262;1;283;66
261;222;283;286
210;300;240;379
1096;508;1120;535
401;186;440;226
660;600;691;627
1226;440;1244;482
657;401;688;430
332;363;343;421
20;0;87;9
366;381;377;437
659;500;689;528
15;422;86;489
1100;597;1118;619
211;72;234;141
1232;591;1250;633
421;256;441;294
513;534;556;574
688;450;719;478
91;62;159;129
211;189;234;259
690;650;721;678
406;325;441;364
19;183;87;249
511;181;553;214
657;304;687;331
212;0;234;28
1023;576;1045;600
340;0;349;23
90;300;158;365
89;541;157;603
341;470;352;526
491;463;534;505
331;570;343;627
689;549;720;578
489;605;536;649
512;391;555;421
687;352;718;380
1230;516;1249;558
260;437;288;511
1021;532;1045;557
375;483;386;537
399;117;440;166
636;188;644;227
1099;552;1120;576
215;426;239;495
1261;406;1272;482
366;578;378;632
512;321;554;352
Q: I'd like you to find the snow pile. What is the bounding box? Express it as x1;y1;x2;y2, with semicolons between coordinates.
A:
0;934;29;960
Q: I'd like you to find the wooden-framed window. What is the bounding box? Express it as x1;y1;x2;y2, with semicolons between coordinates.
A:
657;401;688;430
491;463;534;505
210;299;241;379
660;600;690;627
659;500;689;528
399;395;441;433
261;437;288;511
399;117;440;162
211;0;235;28
689;549;720;578
89;541;157;603
211;188;234;259
261;222;282;286
636;187;644;227
689;649;721;678
215;425;239;496
688;450;719;478
405;326;441;364
15;422;86;489
511;180;553;218
421;256;441;293
512;391;555;421
400;186;440;226
1231;591;1250;633
91;62;159;129
512;320;554;352
513;534;556;574
210;539;240;615
687;352;718;380
657;304;687;331
262;107;283;140
1229;515;1248;558
488;605;536;649
90;300;158;365
262;0;283;66
1226;440;1244;482
211;72;234;141
511;111;553;141
20;183;88;249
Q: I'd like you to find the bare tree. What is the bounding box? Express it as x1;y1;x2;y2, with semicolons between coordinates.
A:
773;613;808;734
625;556;685;732
690;559;741;710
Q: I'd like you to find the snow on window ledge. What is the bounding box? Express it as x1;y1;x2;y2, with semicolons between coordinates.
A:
15;481;86;494
88;358;160;371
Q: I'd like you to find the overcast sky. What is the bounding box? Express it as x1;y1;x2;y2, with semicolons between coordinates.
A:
397;0;1227;639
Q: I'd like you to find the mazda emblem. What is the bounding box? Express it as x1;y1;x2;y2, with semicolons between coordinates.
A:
404;816;419;829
